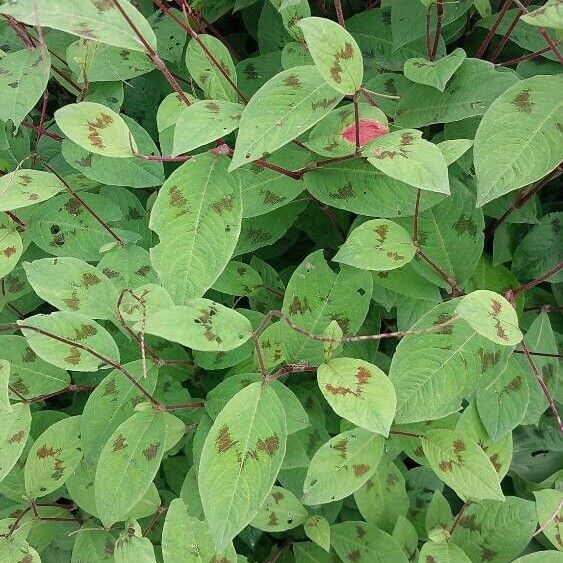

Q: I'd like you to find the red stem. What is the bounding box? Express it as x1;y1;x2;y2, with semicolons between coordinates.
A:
430;0;443;62
475;0;512;58
334;0;345;26
490;0;531;62
496;43;559;66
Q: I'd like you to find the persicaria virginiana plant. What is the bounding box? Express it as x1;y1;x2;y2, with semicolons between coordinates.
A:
0;0;561;561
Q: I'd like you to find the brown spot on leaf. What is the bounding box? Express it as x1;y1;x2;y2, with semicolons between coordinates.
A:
489;453;501;472
64;293;81;311
22;347;36;363
212;194;235;214
143;442;160;461
333;438;348;459
102;380;117;396
329;182;355;200
65;348;81;365
453;439;465;453
478;348;500;373
288;295;311;315
512;90;534;113
356;366;371;385
374;223;389;243
3;246;16;258
205;102;220;113
325;383;357;396
481;547;497;561
74;324;97;340
454;216;477;236
505;376;522;392
8;430;25;443
169;186;187;208
330;42;354;84
268;511;279;526
284;74;300;87
272;490;284;504
257;434;280;456
135;265;151;277
112;434;127;451
37;445;60;459
353;463;369;477
83;272;101;286
347;550;361;561
216;425;237;453
438;460;453;472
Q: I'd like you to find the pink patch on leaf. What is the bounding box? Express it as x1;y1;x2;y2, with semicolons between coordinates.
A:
341;119;389;146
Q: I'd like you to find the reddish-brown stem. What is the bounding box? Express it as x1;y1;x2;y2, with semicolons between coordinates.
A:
430;0;443;62
353;93;361;154
26;384;96;404
4;506;32;537
20;121;63;142
134;152;192;162
310;195;346;241
506;261;563;303
6;17;34;48
425;4;433;60
259;284;285;299
495;44;558;66
161;402;205;412
475;0;512;58
8;384;28;402
334;0;345;26
514;349;563;359
490;0;531;62
142;506;167;537
533;499;563;537
486;167;561;239
4;211;26;230
389;429;424;439
267;364;318;382
520;340;563;432
450;502;470;535
41;160;124;245
524;305;563;313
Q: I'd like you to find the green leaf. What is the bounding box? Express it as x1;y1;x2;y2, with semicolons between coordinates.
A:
55;102;136;157
0;360;10;413
422;428;504;502
354;456;409;533
304;515;331;552
333;219;416;271
0;0;157;52
81;360;159;464
280;250;372;365
19;312;119;372
425;490;453;535
250;485;308;531
198;382;287;549
403;48;466;92
419;541;472;563
302;428;384;505
451;497;537;562
293;542;333;563
437;139;473;165
173;100;244;155
149;154;242;303
317;358;396;436
331;521;409;563
0;228;22;279
212;260;262;296
364;129;450;194
0;537;40;563
521;1;563;30
162;498;237;563
534;489;563;551
0;402;30;482
230;66;343;170
297;17;363;95
23;257;119;320
474;75;563;206
143;300;252;352
95;411;166;528
0;170;64;211
114;521;157;563
456;290;522;346
0;48;50;128
186;34;238;101
24;415;82;498
513;553;563;563
71;527;116;563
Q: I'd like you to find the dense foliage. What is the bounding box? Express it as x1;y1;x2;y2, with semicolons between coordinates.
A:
0;0;561;561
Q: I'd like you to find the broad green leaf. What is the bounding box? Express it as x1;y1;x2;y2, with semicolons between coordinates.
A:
297;17;363;95
419;541;471;563
0;360;9;412
173;100;244;155
55;102;136;157
81;360;159;464
143;300;252;352
97;245;157;291
19;312;119;372
422;429;504;501
354;456;409;533
390;299;510;423
212;260;262;296
0;170;64;211
23;257;119;320
24;415;82;498
250;485;308;531
451;497;537;562
333;219;416;272
198;382;287;549
95;410;166;528
394;59;519;128
304;515;331;552
0;228;22;279
230;66;343;170
71;527;116;563
0;0;157;52
332;521;409;563
317;358;396;436
293;542;333;563
0;48;50;128
456;290;522;346
438;139;473;165
302;428;384;505
0;537;40;563
0;335;70;401
476;357;529;440
304;158;444;218
425;490;453;535
0;402;30;482
404;48;466;92
513;554;563;563
274;0;311;39
149;154;242;303
521;0;563;29
364;129;450;194
534;489;563;551
392;516;418;560
162;498;237;563
185;34;238;102
114;521;157;563
512;212;563;284
474;75;563;206
280;250;372;364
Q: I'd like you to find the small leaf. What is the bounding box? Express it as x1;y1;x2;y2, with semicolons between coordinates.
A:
114;521;157;563
333;219;416;271
317;358;396;436
0;170;65;211
403;48;466;92
95;411;166;528
250;485;308;532
0;402;31;482
422;428;504;502
55;102;136;157
365;129;450;194
24;415;82;498
419;541;472;563
0;228;22;280
297;17;363;94
534;489;563;551
438;139;473;165
456;290;522;346
302;428;384;505
304;515;331;552
0;360;10;413
521;0;563;30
